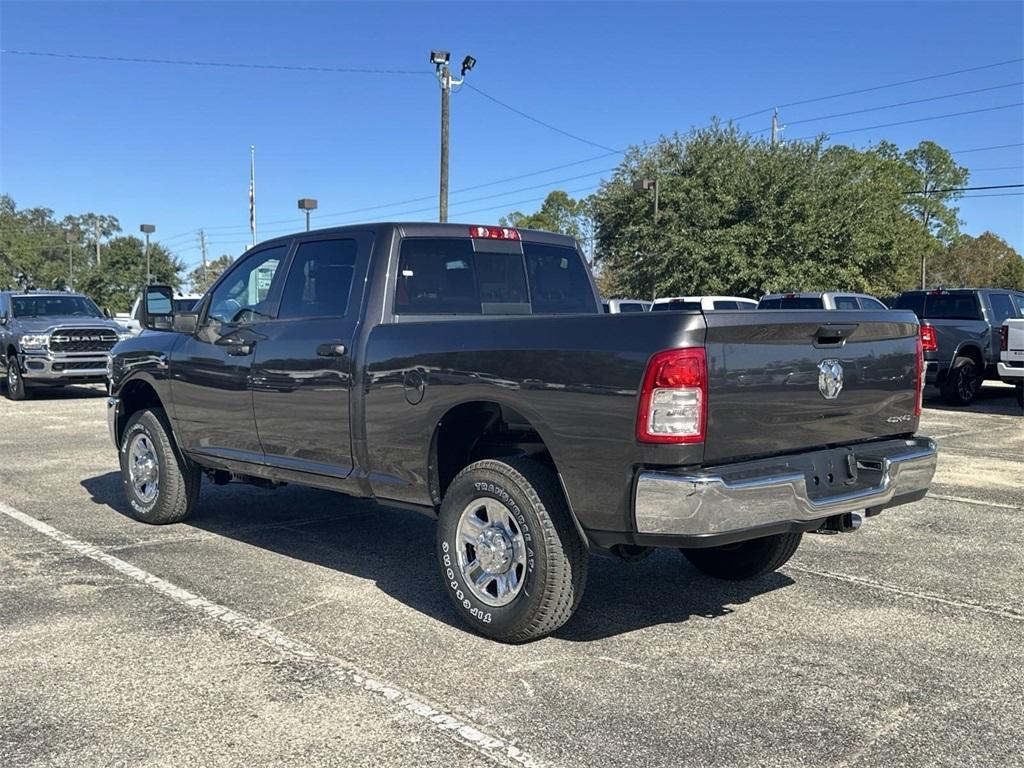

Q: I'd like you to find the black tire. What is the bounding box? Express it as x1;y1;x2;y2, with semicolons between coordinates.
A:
941;355;981;406
436;458;588;643
5;355;28;401
680;532;802;581
1016;382;1023;410
119;408;200;524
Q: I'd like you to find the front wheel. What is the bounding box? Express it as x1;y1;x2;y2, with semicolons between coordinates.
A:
436;458;587;643
5;355;28;400
1016;382;1023;410
680;532;802;580
119;408;200;524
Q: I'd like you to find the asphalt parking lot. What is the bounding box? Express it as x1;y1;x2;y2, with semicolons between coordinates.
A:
1;384;1021;768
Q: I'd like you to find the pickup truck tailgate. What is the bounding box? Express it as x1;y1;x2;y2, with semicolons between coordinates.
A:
702;311;921;464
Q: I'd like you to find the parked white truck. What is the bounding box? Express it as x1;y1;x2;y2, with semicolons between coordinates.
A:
997;318;1024;409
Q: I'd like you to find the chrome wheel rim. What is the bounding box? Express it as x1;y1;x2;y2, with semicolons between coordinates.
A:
128;433;160;503
455;497;528;607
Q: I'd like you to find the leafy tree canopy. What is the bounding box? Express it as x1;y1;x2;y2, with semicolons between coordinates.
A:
188;254;233;294
930;231;1024;291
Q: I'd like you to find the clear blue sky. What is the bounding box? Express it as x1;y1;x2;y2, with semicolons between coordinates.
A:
2;1;1022;271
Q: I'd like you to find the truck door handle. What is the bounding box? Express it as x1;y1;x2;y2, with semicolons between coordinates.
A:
317;343;347;357
226;343;253;356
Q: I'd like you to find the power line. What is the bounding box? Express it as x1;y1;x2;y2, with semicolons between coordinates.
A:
789;102;1023;141
463;83;621;153
755;81;1023;133
952;142;1024;154
959;191;1024;198
731;56;1024;120
967;165;1024;171
0;49;430;76
909;183;1024;194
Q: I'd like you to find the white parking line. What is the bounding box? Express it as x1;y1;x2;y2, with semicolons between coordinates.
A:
0;500;544;768
927;493;1020;511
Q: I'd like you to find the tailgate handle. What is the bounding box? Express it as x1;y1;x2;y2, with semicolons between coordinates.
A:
813;324;858;347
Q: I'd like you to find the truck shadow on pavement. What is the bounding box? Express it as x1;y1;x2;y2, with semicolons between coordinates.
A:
81;470;793;642
923;383;1022;417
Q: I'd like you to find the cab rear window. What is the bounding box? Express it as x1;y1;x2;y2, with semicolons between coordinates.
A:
894;292;982;320
394;238;596;315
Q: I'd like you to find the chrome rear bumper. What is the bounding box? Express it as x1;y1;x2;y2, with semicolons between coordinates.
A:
634;437;937;536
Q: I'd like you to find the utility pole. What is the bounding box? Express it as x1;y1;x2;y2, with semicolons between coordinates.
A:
94;220;101;267
920;182;933;289
633;178;659;223
770;107;780;146
64;230;74;291
431;50;476;223
199;229;208;290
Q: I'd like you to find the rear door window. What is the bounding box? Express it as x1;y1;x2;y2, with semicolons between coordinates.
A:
858;297;887;310
834;296;860;310
278;239;358;319
987;293;1016;326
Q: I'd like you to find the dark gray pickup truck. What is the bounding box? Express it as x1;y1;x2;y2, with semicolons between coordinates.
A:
106;223;937;642
1;290;127;400
893;288;1024;406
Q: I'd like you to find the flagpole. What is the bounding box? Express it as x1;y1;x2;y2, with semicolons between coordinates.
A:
249;145;257;247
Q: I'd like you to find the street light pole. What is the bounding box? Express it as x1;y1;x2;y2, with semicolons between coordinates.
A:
140;224;156;284
298;198;318;232
431;50;475;223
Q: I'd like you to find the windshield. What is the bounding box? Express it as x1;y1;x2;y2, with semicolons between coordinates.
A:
757;297;825;309
11;295;104;318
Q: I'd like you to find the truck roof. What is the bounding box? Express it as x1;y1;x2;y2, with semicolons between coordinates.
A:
247;222;579;254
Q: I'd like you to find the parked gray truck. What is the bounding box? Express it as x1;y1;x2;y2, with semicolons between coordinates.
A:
1;290;127;400
106;223;938;642
892;288;1024;406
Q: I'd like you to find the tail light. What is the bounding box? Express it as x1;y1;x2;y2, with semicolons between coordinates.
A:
469;225;520;241
637;348;706;443
920;323;937;352
1000;324;1009;351
914;333;925;417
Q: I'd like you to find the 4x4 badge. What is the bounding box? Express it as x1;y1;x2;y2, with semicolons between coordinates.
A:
818;359;844;399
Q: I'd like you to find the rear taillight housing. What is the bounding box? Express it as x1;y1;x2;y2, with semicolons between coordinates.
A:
1000;324;1009;351
637;348;707;443
914;333;925;417
920;323;937;352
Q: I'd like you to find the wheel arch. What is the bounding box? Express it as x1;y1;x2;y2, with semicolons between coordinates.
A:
427;398;588;549
115;375;167;448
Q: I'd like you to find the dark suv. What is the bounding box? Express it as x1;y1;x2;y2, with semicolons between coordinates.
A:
0;290;127;400
892;288;1024;405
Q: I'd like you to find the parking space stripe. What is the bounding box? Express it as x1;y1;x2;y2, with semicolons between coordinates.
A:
927;493;1019;510
785;563;1024;623
0;500;544;768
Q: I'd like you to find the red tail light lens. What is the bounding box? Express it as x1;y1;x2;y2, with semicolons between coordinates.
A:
1000;324;1009;351
914;333;925;417
469;226;521;241
637;348;707;443
920;323;937;352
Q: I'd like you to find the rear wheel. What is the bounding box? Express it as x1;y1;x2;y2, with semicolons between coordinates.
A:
5;355;27;400
119;408;200;524
1016;382;1023;410
680;532;802;580
941;355;981;406
436;458;587;643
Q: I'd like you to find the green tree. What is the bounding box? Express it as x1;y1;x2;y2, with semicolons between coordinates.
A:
591;124;937;300
76;236;185;313
500;190;595;258
188;254;232;294
930;232;1024;290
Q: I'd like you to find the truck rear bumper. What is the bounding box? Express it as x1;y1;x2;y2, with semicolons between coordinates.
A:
633;437;937;537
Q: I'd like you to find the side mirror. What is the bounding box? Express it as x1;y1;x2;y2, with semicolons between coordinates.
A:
142;285;174;331
103;308;112;319
172;312;199;335
0;314;7;326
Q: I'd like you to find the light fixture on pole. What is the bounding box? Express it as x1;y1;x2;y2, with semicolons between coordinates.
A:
633;178;659;223
140;224;156;284
431;49;476;223
297;198;318;232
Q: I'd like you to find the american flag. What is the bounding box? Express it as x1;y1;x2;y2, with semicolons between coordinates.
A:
248;145;256;244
